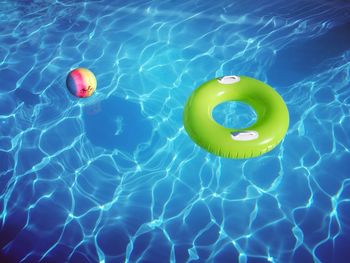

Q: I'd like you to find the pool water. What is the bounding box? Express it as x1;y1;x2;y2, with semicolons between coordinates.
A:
212;102;257;129
1;1;350;262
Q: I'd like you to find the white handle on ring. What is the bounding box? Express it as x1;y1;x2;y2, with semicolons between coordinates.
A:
217;75;241;84
231;130;259;141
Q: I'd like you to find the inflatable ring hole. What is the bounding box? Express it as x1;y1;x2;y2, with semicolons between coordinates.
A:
212;101;257;129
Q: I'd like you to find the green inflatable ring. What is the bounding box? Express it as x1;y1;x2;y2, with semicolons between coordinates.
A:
183;75;289;158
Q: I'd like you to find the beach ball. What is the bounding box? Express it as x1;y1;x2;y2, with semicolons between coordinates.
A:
66;68;96;98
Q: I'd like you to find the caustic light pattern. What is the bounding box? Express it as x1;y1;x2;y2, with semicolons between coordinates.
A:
1;1;350;263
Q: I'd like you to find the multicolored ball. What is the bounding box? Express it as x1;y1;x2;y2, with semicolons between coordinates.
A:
66;68;96;98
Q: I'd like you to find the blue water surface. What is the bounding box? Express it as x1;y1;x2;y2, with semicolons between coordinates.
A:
1;0;350;262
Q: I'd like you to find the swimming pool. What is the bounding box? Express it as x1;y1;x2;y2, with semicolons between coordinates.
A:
1;0;350;262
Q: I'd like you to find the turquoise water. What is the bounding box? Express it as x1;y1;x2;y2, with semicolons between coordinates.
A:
1;1;350;262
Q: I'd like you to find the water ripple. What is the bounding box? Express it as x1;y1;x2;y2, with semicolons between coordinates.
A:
1;0;350;262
